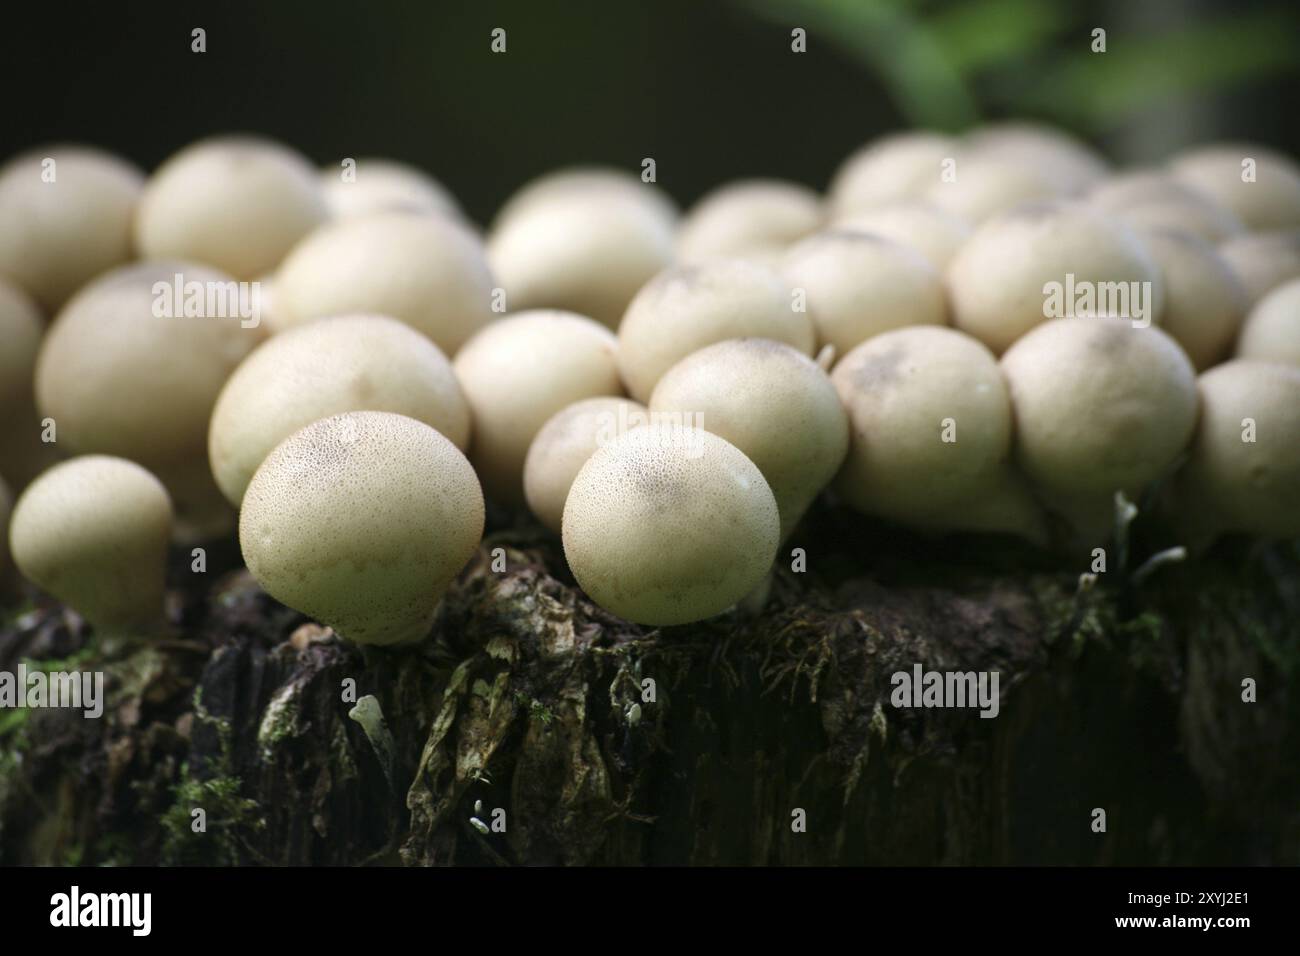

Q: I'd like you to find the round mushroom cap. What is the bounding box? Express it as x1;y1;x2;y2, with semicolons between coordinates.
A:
781;230;946;357
239;411;485;647
134;136;328;280
1237;278;1300;367
562;425;779;626
1218;229;1300;305
9;455;171;633
677;179;822;262
491;166;678;231
1170;143;1300;231
827;131;958;216
273;211;497;355
833;201;972;268
1001;317;1198;500
0;146;143;313
1141;230;1249;370
650;338;847;541
523;396;649;534
923;156;1063;224
830;326;1014;522
946;200;1166;354
617;259;814;402
0;276;58;489
961;122;1110;195
454;310;623;504
1089;170;1245;243
209;313;471;507
488;182;676;329
320;158;460;220
34;260;261;538
1176;360;1300;537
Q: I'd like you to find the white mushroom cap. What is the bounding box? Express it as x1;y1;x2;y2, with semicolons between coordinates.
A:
9;455;171;634
1218;229;1300;305
961;122;1110;195
1170;142;1300;231
273;211;497;355
946;200;1166;354
491;166;677;230
0;146;143;313
209;313;471;507
923;156;1063;224
677;179;822;262
1140;230;1249;370
134;136;329;280
780;230;946;356
0;276;58;490
1089;170;1245;243
454;310;623;504
1237;278;1300;367
830;326;1017;524
239;411;484;647
523;396;649;534
617;259;814;403
562;425;779;626
1172;359;1300;538
1001;317;1198;504
34;260;261;539
832;201;973;268
488;178;676;329
320;158;460;220
650;338;847;541
827;131;958;216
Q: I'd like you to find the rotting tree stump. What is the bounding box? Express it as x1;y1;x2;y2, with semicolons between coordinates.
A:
2;503;1297;866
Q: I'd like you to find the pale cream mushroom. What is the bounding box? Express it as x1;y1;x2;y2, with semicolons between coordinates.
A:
1089;170;1244;244
209;313;471;507
1218;230;1300;306
320;158;460;220
923;156;1062;224
562;425;779;626
833;201;972;268
273;211;497;355
961;122;1110;195
134;136;329;279
0;146;143;312
617;258;814;402
239;411;484;647
1140;230;1248;370
523;396;649;534
827;131;958;216
781;230;946;357
1170;142;1300;231
650;339;847;541
34;260;262;540
9;455;171;635
676;179;822;262
454;310;623;504
1237;278;1300;367
0;275;58;489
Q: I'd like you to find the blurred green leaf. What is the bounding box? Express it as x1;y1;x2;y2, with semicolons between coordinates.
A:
926;0;1068;73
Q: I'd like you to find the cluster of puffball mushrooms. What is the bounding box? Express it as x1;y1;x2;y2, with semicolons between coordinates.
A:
1;125;1299;647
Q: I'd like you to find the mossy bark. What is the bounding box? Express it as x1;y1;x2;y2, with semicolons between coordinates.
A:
1;507;1297;866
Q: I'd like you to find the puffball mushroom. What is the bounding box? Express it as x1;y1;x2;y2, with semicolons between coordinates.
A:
827;131;958;216
34;260;261;540
833;201;972;269
649;339;847;541
1172;359;1300;539
1001;317;1197;533
562;425;779;626
523;396;649;534
9;455;171;635
961;122;1110;195
1237;278;1300;367
134;136;329;280
320;158;460;220
923;156;1062;224
239;411;484;647
1139;230;1249;370
1089;171;1244;243
946;200;1165;354
0;275;58;490
0;146;143;313
1170;143;1300;231
780;230;946;356
676;179;822;262
209;313;471;507
617;259;815;402
492;166;678;228
1218;230;1300;306
454;310;623;504
273;211;496;355
830;326;1042;541
487;169;677;328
